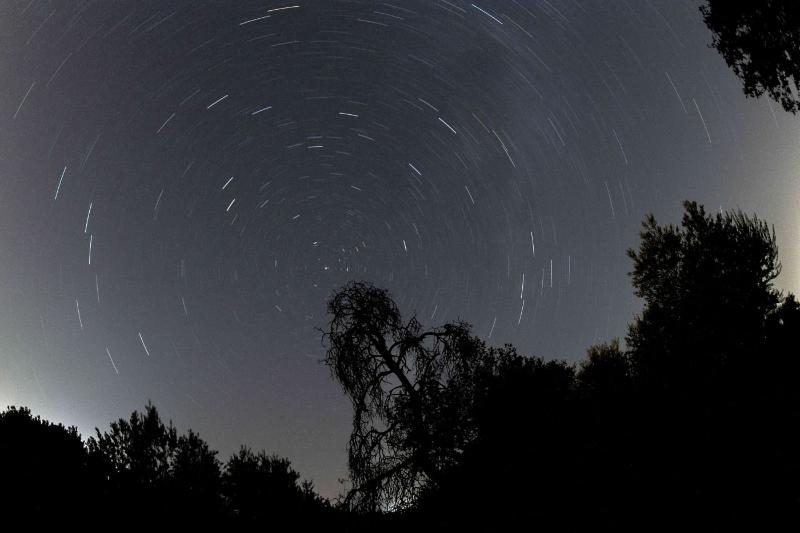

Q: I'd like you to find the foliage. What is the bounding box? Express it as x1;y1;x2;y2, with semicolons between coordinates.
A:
86;402;222;522
700;0;800;113
83;402;330;525
626;200;781;389
619;200;799;528
0;406;89;516
223;446;330;525
0;403;330;526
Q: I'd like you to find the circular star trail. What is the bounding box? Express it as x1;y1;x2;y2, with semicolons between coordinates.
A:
1;1;798;497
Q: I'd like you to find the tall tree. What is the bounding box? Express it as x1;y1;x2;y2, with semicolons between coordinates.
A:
626;200;781;388
700;0;800;113
623;200;798;528
323;281;492;511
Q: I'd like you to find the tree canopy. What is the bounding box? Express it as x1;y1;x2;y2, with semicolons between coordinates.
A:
700;0;800;113
626;200;781;388
87;402;224;522
0;406;88;516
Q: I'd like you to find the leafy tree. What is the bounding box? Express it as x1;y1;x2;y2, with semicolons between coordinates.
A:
0;406;90;516
578;339;631;398
323;281;493;511
626;200;781;389
222;447;329;525
87;402;223;522
623;200;798;528
574;340;637;528
1;401;333;526
88;402;178;490
700;0;800;113
171;428;224;516
419;350;583;530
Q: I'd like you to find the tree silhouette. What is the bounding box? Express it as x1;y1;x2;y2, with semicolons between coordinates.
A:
626;201;781;390
578;339;631;398
222;447;329;526
0;406;90;517
323;281;493;511
87;402;223;523
170;428;225;518
622;200;798;528
575;339;635;529
416;348;583;531
700;0;800;113
1;402;332;526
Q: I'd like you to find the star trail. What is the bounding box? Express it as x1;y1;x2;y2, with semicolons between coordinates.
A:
1;1;799;498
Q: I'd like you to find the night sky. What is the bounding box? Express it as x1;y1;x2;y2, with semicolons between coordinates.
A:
1;0;798;498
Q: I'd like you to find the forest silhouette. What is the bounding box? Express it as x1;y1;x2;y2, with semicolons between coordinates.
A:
4;1;800;528
2;200;799;529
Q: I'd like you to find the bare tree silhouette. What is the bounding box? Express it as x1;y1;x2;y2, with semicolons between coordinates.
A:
323;281;492;511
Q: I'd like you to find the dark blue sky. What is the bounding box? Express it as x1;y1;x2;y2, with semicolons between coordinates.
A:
1;0;798;498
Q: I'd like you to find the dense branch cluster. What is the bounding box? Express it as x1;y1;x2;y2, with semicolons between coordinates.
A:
324;281;492;510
